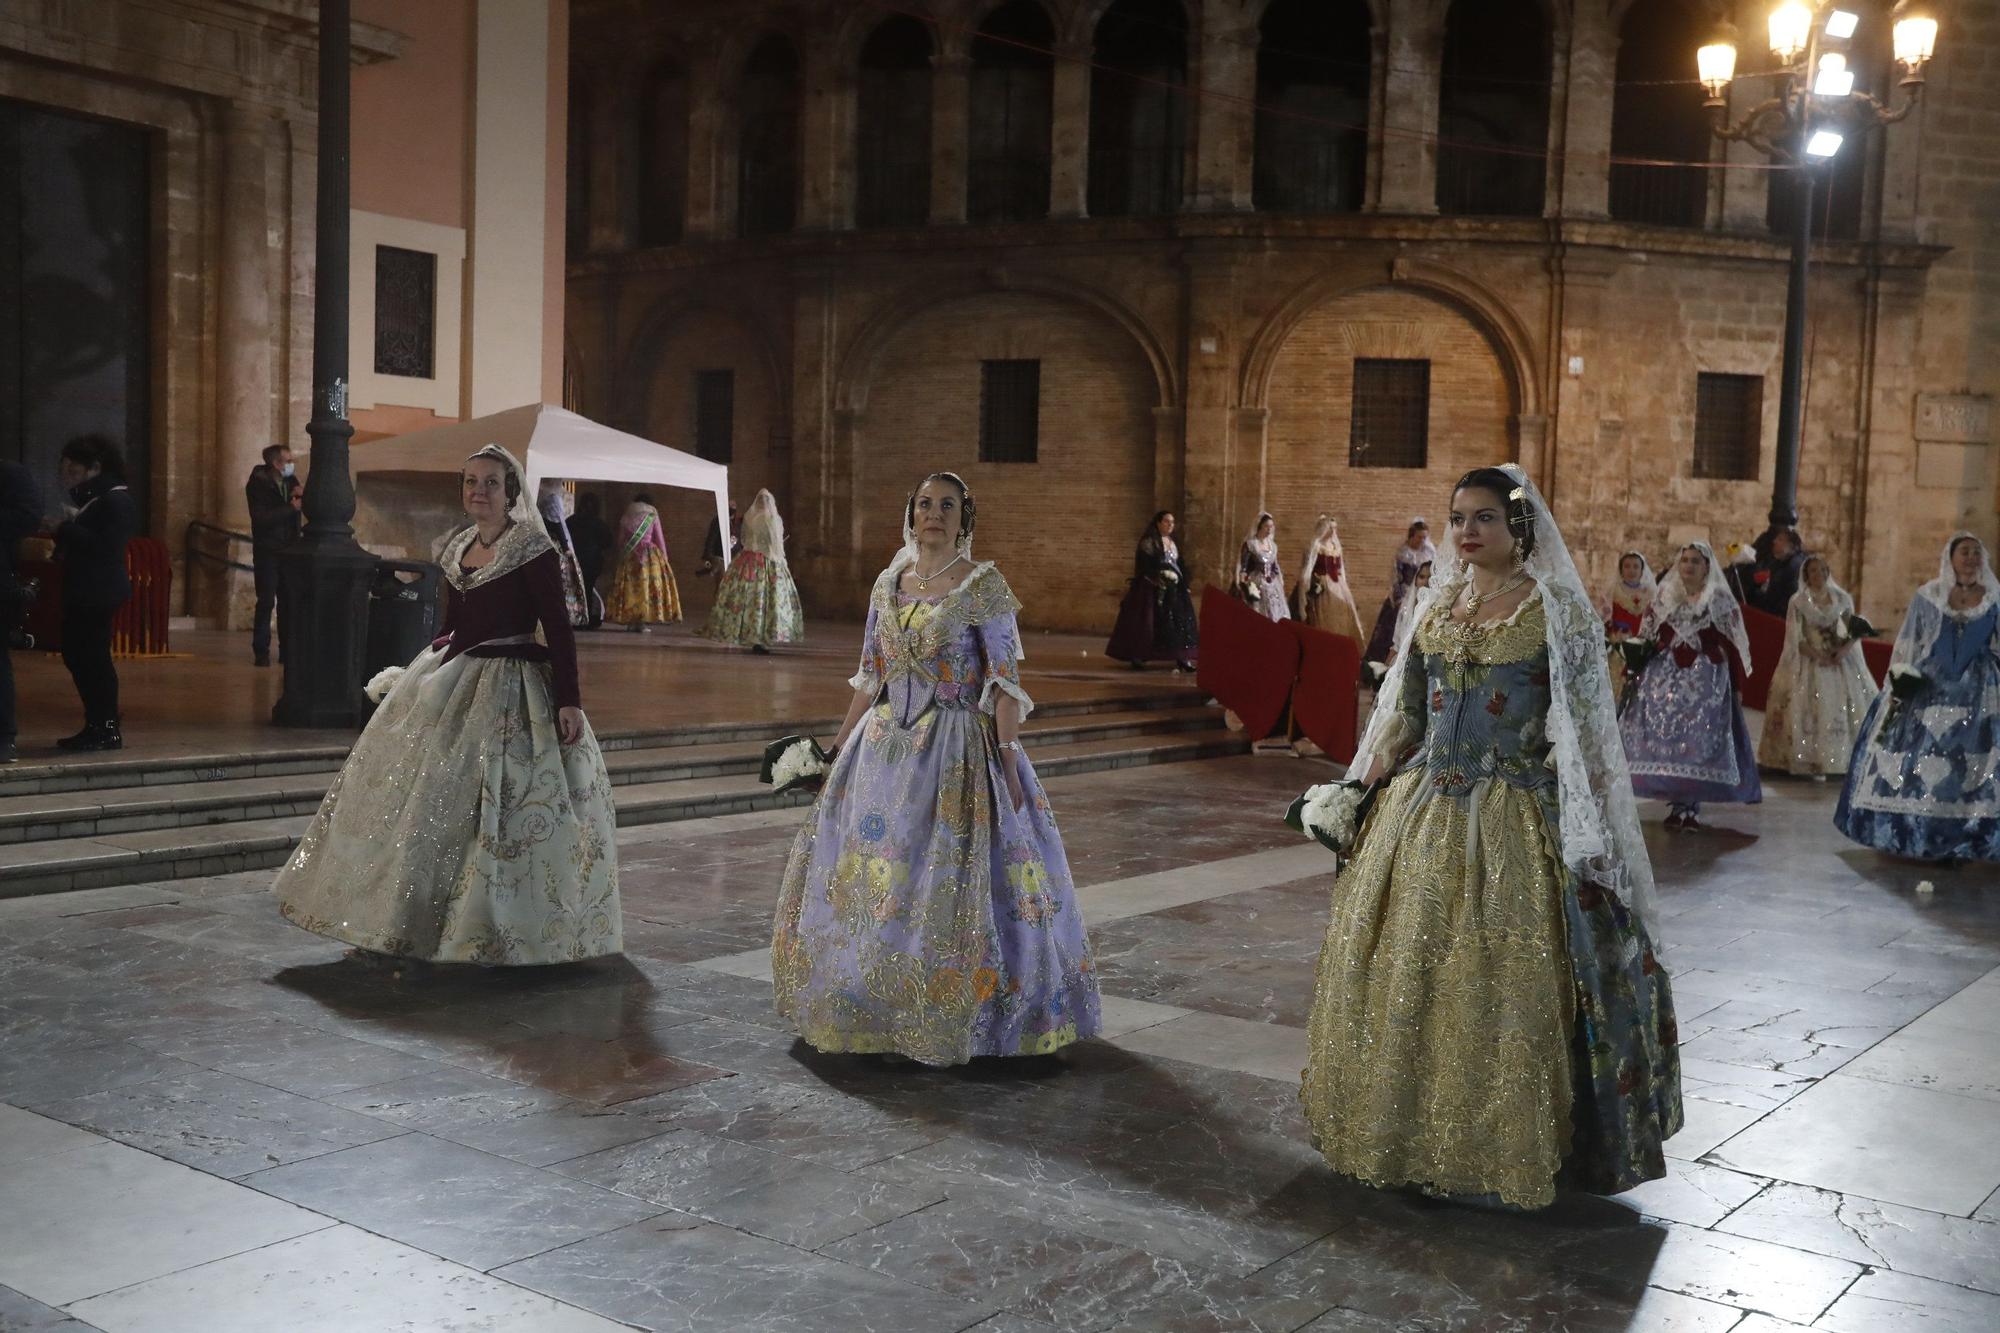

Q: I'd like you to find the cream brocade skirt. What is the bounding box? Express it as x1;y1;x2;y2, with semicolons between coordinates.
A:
1302;767;1574;1208
273;646;623;964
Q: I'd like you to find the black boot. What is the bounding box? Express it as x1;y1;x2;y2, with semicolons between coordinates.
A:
58;721;123;753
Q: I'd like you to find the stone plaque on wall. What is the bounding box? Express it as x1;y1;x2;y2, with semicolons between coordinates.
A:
1915;393;1991;445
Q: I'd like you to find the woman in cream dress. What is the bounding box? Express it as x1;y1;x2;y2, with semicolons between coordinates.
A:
1758;553;1877;776
273;445;621;964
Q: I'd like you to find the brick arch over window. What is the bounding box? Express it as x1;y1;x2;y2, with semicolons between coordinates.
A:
836;273;1177;414
616;299;791;438
832;279;1178;632
1238;260;1540;421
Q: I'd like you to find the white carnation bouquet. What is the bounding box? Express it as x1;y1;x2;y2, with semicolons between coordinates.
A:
363;666;405;703
1160;568;1179;585
759;735;831;797
1283;778;1379;856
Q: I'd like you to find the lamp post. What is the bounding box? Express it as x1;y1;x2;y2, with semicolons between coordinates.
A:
1696;1;1939;544
272;0;378;728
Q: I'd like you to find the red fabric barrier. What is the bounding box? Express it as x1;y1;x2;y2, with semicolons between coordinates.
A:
1289;621;1362;764
1740;605;1786;710
1196;586;1299;741
19;537;173;656
1860;637;1890;685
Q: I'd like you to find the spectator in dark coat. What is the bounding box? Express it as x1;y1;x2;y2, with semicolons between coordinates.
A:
0;459;43;763
54;434;138;751
245;443;302;665
1745;527;1806;617
568;491;612;628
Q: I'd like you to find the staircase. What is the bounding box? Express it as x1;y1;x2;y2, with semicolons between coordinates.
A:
0;693;1242;897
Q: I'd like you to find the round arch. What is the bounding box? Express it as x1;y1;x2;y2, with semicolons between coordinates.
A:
616;297;791;432
1236;258;1541;419
835;271;1178;414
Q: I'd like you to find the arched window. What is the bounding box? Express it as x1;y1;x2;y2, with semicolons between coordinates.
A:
737;37;801;238
1088;0;1187;218
1254;0;1370;214
1610;0;1710;227
1436;0;1550;216
968;3;1054;223
638;59;689;246
857;17;935;228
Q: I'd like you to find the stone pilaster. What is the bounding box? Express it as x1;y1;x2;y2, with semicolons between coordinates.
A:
929;53;970;224
1049;42;1091;220
1190;12;1256;213
1373;3;1440;214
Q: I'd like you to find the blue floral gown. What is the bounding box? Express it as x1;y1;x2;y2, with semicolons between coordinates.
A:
1302;591;1683;1209
1836;597;2000;862
772;563;1102;1065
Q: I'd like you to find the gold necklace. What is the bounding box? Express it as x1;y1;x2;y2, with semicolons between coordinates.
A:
911;553;966;591
473;521;510;550
1460;570;1528;618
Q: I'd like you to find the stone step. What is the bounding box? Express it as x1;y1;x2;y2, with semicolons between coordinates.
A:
0;726;1244;898
0;707;1220;845
0;689;1194;799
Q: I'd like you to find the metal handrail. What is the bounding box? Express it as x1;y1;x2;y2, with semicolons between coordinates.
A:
185;519;255;574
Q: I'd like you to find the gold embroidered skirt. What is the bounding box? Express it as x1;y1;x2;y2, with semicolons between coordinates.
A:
273;646;623;965
1302;768;1574;1208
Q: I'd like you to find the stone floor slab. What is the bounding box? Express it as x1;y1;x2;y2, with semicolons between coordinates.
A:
1815;1268;2000;1333
0;1135;330;1307
494;1216;995;1333
64;1224;631;1332
1709;1074;2000;1215
1716;1181;2000;1294
242;1132;665;1272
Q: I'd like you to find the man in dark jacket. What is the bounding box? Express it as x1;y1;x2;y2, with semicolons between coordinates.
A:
568;491;611;628
55;435;138;751
1745;527;1806;617
0;459;43;763
245;443;302;666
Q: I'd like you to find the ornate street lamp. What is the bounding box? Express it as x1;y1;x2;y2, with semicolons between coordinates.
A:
1696;1;1939;544
273;0;378;727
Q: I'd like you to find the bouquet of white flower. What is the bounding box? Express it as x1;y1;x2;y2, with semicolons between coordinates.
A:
1245;582;1262;604
363;666;405;704
1160;568;1179;585
1362;661;1389;689
1284;779;1377;856
759;735;831;797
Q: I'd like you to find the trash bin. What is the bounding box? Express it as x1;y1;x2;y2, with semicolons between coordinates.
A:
364;559;442;682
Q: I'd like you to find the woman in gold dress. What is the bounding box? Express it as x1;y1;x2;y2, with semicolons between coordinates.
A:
1298;465;1681;1209
606;493;682;630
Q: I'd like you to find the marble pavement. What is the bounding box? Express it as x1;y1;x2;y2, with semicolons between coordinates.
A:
2;755;1997;1332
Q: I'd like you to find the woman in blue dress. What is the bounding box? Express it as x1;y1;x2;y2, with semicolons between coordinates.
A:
1298;465;1680;1210
771;471;1102;1064
1620;541;1762;831
1836;533;2000;863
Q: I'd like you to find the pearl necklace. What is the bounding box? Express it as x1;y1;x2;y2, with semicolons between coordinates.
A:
1459;570;1529;618
910;553;966;592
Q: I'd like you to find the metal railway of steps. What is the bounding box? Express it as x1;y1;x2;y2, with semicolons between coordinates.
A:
0;692;1242;898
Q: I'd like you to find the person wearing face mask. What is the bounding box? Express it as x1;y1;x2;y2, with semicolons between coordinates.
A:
245;443;302;667
54;435;139;751
771;471;1102;1065
1620;541;1762;831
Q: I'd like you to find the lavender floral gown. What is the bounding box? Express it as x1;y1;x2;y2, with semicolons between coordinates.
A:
772;561;1102;1065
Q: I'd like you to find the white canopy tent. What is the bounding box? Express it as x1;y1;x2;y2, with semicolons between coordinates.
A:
350;403;731;549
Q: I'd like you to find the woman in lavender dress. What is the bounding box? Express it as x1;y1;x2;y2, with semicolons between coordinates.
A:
1620;541;1762;831
771;472;1101;1065
1236;513;1289;622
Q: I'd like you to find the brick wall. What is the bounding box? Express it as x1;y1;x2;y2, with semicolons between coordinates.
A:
854;291;1159;633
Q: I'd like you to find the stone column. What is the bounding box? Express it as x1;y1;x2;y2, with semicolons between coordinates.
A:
929;52;970;224
685;61;731;239
1190;14;1256;212
1716;0;1773;232
586;70;629;250
1373;4;1441;214
218;100;274;527
1049;41;1091;219
1554;9;1616;220
799;49;854;230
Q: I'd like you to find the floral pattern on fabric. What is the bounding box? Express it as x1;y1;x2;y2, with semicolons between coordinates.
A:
1837;600;2000;862
1302;592;1681;1208
701;549;805;647
771;565;1100;1065
607;546;681;625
